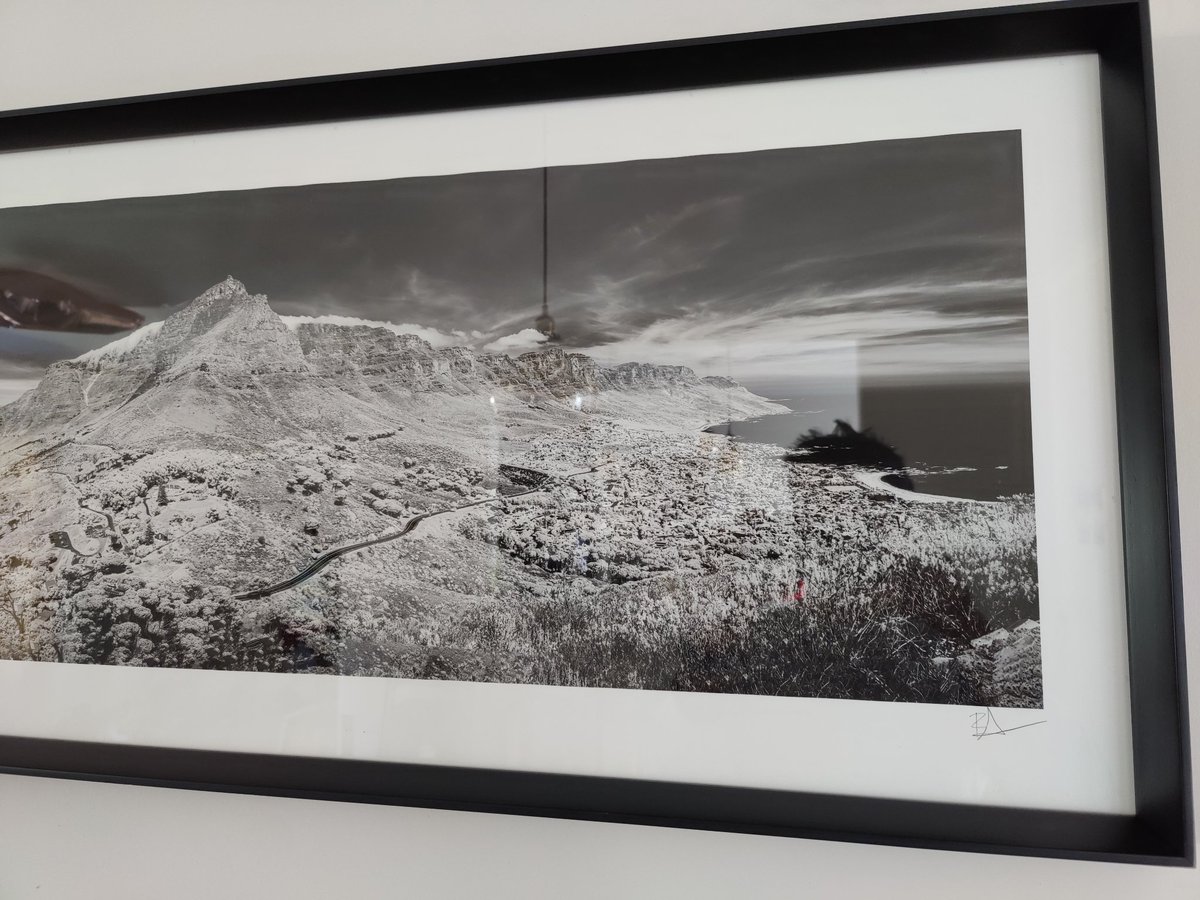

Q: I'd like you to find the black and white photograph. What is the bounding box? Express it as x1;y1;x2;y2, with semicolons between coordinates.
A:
0;130;1041;707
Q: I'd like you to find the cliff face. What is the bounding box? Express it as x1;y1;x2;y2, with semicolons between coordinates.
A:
506;348;602;395
1;278;773;439
1;364;88;431
294;324;455;381
604;362;697;387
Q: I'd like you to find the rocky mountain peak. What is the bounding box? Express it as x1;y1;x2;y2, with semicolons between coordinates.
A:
204;275;250;301
162;277;268;336
149;278;305;377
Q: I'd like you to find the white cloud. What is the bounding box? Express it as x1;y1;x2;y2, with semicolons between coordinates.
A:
618;194;742;253
575;292;1029;383
481;328;549;354
74;321;164;363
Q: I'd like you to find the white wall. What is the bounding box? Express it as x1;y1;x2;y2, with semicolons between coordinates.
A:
0;1;1195;896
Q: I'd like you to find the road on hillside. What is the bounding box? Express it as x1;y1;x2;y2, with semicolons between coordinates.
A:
236;463;605;601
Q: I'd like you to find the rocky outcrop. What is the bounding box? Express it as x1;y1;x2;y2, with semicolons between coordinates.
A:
954;620;1042;708
507;347;602;395
701;375;739;389
295;324;450;381
604;362;697;388
0;364;89;432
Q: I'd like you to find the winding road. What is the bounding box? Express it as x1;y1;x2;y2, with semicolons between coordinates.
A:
236;463;606;601
44;468;124;556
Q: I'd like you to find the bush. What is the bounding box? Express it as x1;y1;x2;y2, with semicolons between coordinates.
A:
410;556;996;703
53;580;335;673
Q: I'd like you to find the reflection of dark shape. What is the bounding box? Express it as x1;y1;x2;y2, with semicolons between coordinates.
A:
48;531;74;550
534;296;559;342
880;474;916;495
786;419;913;491
498;463;550;495
534;166;560;344
49;529;102;557
0;269;144;334
48;530;96;556
261;615;335;672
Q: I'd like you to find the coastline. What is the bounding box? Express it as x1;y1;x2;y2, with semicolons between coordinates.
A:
853;469;996;505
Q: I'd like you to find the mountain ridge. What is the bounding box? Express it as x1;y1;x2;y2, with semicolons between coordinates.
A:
1;278;774;437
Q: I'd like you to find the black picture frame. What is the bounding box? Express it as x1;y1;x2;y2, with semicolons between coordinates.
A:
0;0;1189;865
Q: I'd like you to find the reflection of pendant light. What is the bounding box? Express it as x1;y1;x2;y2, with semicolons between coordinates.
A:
542;167;548;319
534;166;558;342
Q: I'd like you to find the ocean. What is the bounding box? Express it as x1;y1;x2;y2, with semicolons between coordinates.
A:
706;379;1035;501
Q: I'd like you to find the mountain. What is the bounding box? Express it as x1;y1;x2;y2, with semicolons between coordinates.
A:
150;277;308;376
0;277;782;442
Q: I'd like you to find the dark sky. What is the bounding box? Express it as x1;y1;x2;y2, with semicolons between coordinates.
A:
0;130;1027;396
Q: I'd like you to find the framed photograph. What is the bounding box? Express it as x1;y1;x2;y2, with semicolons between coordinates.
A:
0;0;1189;864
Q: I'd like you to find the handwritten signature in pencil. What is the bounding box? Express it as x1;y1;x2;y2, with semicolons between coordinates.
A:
970;708;1047;739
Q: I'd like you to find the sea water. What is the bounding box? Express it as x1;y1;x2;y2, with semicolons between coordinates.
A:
706;379;1034;501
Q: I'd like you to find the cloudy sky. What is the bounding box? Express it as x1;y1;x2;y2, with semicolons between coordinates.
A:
0;130;1027;397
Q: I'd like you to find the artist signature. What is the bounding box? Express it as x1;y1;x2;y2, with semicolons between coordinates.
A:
970;707;1047;739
